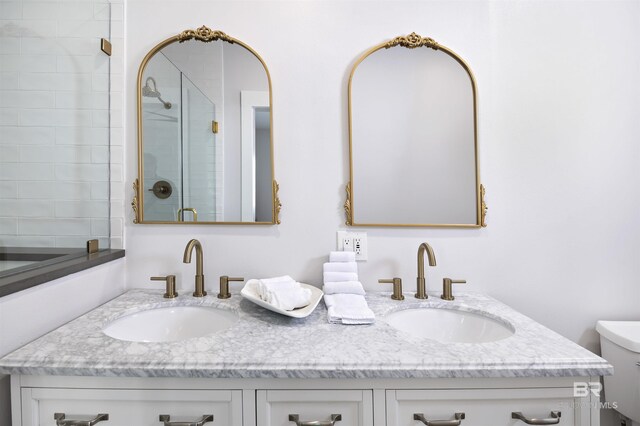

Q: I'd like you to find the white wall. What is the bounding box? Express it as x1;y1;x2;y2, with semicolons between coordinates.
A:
125;0;640;357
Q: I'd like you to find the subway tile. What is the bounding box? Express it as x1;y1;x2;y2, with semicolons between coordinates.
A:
56;127;108;145
17;20;58;38
90;181;108;200
93;3;110;20
109;145;122;165
109;200;122;218
0;199;54;217
55;200;108;218
109;127;123;146
0;236;55;247
19;217;90;235
0;72;19;89
92;110;109;127
0;3;23;19
0;145;19;162
55;163;108;181
92;73;109;91
18;181;90;199
18;145;54;163
0;181;17;198
0;126;55;145
0;90;55;108
19;36;57;55
0;54;57;72
55;92;108;110
54;236;93;248
0;37;20;54
0;109;19;125
0;163;54;180
22;2;58;19
109;217;122;237
19;72;57;90
91;145;108;163
108;182;123;200
90;218;108;236
110;237;122;249
55;145;92;163
0;218;17;235
56;73;93;92
56;3;94;20
56;55;101;74
110;163;122;182
57;19;108;38
22;109;94;127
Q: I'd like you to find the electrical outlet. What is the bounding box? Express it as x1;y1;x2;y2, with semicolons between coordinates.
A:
352;232;368;261
336;231;367;260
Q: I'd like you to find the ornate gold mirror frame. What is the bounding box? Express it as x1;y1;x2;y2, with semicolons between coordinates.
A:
132;26;281;225
345;33;487;228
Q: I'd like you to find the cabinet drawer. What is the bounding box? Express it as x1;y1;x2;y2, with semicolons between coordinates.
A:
21;388;242;426
387;388;585;426
256;390;373;426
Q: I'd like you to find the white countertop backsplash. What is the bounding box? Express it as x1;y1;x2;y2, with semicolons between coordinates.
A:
0;289;612;378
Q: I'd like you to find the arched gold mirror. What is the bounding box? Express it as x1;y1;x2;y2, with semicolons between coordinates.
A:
133;26;280;224
345;33;486;227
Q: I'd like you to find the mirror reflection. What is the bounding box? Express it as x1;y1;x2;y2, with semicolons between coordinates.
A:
346;33;486;227
135;27;279;224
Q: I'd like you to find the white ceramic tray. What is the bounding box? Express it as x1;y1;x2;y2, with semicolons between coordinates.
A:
240;281;323;318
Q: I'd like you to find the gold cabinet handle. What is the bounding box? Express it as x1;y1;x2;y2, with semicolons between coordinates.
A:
54;413;109;426
151;275;178;298
441;278;466;301
288;414;342;426
413;412;465;426
512;412;561;425
379;277;404;300
159;414;214;426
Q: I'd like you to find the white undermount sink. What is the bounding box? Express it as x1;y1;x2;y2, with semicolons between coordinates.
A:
383;307;514;343
102;305;238;343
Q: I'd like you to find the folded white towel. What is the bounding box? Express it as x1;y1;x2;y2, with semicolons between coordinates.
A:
329;251;356;262
251;277;312;311
323;262;358;274
323;271;358;284
323;281;366;296
324;294;374;325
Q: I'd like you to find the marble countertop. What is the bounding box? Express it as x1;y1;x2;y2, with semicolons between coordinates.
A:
0;289;612;379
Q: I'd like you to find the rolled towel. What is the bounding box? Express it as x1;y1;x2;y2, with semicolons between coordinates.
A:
256;276;297;300
269;286;312;311
323;271;358;284
323;281;365;296
329;251;356;262
324;294;374;324
323;262;358;274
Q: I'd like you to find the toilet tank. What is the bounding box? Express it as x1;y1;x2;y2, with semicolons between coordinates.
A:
597;321;640;423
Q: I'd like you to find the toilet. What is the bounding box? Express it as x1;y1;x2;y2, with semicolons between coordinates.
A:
596;321;640;426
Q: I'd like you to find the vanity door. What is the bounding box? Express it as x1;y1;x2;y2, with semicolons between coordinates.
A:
256;389;373;426
20;388;242;426
387;388;588;426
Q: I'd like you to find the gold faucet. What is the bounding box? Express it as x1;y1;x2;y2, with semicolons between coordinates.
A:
183;239;206;297
416;242;436;299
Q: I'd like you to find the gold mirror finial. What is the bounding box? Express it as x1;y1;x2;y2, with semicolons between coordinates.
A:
385;32;439;50
177;26;234;43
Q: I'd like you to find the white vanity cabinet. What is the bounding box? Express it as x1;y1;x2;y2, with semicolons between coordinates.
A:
387;387;587;426
256;390;373;426
12;376;598;426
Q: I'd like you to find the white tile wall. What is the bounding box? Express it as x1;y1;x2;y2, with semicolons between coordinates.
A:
0;0;123;249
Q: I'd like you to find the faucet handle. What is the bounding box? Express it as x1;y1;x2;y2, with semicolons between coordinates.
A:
379;278;404;301
151;275;178;299
441;278;466;301
218;276;244;299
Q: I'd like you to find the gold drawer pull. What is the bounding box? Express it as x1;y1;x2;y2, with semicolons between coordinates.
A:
288;413;342;426
54;413;108;426
512;411;561;425
159;414;214;426
413;412;465;426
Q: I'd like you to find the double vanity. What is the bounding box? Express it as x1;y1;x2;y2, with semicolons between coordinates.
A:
0;288;611;426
